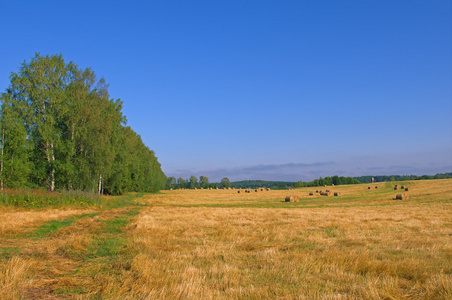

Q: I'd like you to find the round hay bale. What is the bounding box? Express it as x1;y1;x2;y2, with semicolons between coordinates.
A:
285;195;299;202
315;190;319;193
237;190;241;193
394;187;398;190
323;192;330;196
401;186;405;189
309;192;314;196
334;192;339;196
395;193;409;200
267;188;271;191
255;189;258;192
326;189;330;193
405;188;409;191
375;186;378;189
368;187;371;189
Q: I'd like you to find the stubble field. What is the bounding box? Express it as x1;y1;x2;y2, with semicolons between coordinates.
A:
1;179;451;299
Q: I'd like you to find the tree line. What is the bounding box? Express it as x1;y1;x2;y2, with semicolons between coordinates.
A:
166;176;232;189
166;176;361;190
353;173;452;183
232;177;360;189
0;54;166;195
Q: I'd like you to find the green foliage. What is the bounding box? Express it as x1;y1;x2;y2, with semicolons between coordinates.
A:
0;54;166;195
199;176;209;189
177;177;186;189
166;177;177;189
189;176;197;189
220;177;230;188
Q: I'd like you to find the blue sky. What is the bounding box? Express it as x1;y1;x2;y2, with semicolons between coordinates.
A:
1;1;451;182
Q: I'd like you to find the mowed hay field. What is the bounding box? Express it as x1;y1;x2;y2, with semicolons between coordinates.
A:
1;179;451;299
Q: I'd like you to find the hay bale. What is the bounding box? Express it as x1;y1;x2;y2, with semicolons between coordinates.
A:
401;186;405;189
170;188;173;191
368;187;371;189
395;193;409;200
266;188;271;191
394;185;398;190
334;192;339;196
323;192;330;196
405;188;409;191
237;190;241;193
285;195;299;202
315;190;319;193
309;192;314;196
326;189;330;193
375;186;378;189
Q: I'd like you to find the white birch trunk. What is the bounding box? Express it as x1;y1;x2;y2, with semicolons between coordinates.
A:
46;142;55;192
98;174;102;195
50;142;55;192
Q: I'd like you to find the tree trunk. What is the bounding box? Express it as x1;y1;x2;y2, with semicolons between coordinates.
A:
50;142;55;192
98;174;102;195
46;142;55;192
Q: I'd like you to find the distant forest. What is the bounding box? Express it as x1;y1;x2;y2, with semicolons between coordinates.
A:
167;173;452;190
353;173;452;183
0;54;166;195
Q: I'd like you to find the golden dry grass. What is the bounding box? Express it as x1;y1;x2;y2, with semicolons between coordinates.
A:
122;203;451;299
0;179;451;299
0;208;95;237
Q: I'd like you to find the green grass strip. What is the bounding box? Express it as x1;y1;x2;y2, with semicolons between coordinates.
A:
27;212;99;239
0;247;20;259
87;208;140;261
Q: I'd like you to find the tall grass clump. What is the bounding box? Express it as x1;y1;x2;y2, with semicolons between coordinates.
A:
0;189;101;208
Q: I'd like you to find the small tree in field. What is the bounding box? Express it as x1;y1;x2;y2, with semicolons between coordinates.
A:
199;176;209;189
220;177;230;189
189;175;197;189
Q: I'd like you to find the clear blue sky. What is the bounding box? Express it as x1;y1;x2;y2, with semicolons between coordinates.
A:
1;1;451;182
